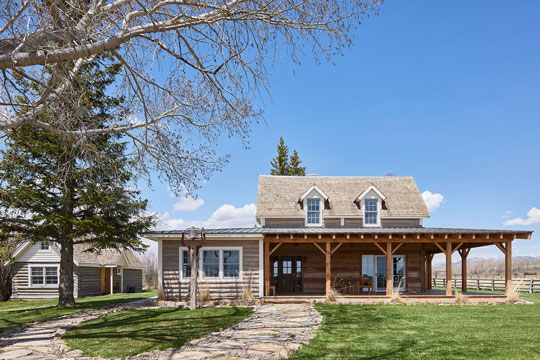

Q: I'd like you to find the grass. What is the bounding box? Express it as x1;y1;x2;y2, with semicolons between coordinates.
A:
293;292;540;360
64;306;252;358
0;290;157;334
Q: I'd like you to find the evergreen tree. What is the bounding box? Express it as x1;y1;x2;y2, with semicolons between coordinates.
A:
288;150;306;176
0;59;154;306
270;137;290;175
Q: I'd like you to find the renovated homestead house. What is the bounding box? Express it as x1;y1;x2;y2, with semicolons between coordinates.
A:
10;242;144;299
144;175;532;300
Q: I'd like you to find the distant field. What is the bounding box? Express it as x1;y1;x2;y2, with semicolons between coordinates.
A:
293;293;540;359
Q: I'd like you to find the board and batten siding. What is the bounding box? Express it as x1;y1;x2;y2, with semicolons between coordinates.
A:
162;239;260;300
124;269;143;292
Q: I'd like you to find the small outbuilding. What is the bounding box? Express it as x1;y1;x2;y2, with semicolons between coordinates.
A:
10;242;144;299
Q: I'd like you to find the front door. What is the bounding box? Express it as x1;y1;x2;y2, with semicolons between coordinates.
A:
272;256;303;294
376;256;387;292
101;268;111;294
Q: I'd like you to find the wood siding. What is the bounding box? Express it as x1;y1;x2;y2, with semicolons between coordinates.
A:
271;243;423;295
16;242;61;263
78;267;102;297
124;269;143;292
265;218;304;228
162;240;260;300
381;218;421;228
11;263;79;299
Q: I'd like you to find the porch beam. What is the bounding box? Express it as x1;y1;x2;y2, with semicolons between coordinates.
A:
256;236;518;244
312;241;327;256
331;242;344;256
445;241;452;296
391;242;404;255
326;241;331;297
264;240;270;297
495;242;507;255
373;242;387;255
505;240;512;295
386;242;392;296
269;242;283;256
452;242;464;253
434;242;446;254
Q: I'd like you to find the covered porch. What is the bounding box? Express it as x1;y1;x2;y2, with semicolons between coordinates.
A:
263;228;532;299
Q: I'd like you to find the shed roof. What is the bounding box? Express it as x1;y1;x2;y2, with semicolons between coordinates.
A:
256;175;430;218
73;243;144;268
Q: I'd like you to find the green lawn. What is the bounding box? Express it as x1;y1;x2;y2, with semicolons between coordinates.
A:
0;290;156;334
64;306;252;358
293;293;540;360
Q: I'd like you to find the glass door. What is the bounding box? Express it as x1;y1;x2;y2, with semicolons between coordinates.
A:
375;256;387;292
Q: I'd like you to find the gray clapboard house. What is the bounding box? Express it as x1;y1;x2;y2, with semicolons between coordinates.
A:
10;242;144;299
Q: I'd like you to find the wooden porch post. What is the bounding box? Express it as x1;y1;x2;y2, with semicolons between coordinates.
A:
446;241;452;296
264;239;270;297
459;248;470;293
326;241;331;296
505;240;512;295
386;242;392;296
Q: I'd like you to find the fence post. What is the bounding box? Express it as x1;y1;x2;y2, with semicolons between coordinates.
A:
491;279;495;291
530;279;534;294
476;279;480;290
453;278;457;288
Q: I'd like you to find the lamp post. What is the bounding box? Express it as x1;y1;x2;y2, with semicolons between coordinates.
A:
181;227;206;310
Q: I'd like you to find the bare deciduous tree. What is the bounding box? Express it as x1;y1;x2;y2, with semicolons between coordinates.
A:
0;0;382;193
141;250;158;289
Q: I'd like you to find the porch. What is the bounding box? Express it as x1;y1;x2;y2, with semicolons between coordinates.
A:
263;228;532;299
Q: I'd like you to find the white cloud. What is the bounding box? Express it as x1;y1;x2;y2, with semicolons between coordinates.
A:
173;196;204;212
502;210;512;219
421;191;444;212
504;207;540;226
153;203;257;230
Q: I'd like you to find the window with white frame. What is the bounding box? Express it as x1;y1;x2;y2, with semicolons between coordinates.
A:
39;241;50;251
203;250;220;278
180;248;242;280
180;249;192;278
306;198;321;225
364;198;379;226
30;266;58;286
116;266;122;276
223;250;240;278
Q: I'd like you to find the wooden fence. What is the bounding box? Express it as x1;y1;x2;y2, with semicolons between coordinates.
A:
432;278;540;293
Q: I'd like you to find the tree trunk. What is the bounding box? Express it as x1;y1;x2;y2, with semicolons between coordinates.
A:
0;263;12;301
189;247;198;310
58;240;75;307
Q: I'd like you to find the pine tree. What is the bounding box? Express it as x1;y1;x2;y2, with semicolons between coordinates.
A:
270;137;290;175
0;59;154;306
288;150;306;176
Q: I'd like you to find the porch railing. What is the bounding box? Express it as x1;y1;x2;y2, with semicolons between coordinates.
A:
431;278;540;293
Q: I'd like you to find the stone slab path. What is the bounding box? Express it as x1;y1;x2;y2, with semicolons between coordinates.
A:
0;298;155;360
0;302;321;360
130;303;322;360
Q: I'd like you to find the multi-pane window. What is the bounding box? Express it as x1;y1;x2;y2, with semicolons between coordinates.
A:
39;241;50;251
30;266;58;286
181;249;191;278
282;260;292;274
364;199;378;225
306;198;321;225
203;250;220;278
223;250;240;278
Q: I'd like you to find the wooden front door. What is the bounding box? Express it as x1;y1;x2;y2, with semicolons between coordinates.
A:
101;268;111;294
272;256;303;294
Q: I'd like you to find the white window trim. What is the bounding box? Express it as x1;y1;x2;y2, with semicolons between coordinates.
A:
28;264;59;287
179;246;243;281
361;255;406;292
116;266;122;276
38;241;52;252
304;196;323;227
362;197;381;227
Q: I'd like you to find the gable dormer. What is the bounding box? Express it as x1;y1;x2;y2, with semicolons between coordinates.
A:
299;184;328;227
355;184;386;227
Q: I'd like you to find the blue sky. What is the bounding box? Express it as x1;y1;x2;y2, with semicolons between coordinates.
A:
141;1;540;259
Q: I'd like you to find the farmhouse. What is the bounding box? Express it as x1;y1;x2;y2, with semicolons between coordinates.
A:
144;175;533;300
10;242;144;299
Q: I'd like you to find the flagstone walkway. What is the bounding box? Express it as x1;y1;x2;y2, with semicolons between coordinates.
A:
0;302;321;360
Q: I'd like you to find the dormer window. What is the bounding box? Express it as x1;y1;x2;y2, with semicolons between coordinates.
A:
39;241;50;251
306;198;321;225
364;199;378;225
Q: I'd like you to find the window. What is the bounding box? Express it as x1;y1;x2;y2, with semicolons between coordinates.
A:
181;249;192;278
223;250;240;278
203;250;220;278
116;266;122;276
306;198;321;225
30;266;58;286
364;198;379;226
39;241;50;251
282;260;292;274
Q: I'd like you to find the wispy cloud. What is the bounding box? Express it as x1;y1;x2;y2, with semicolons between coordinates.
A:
502;210;512;219
421;191;444;212
173;196;204;212
504;207;540;226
